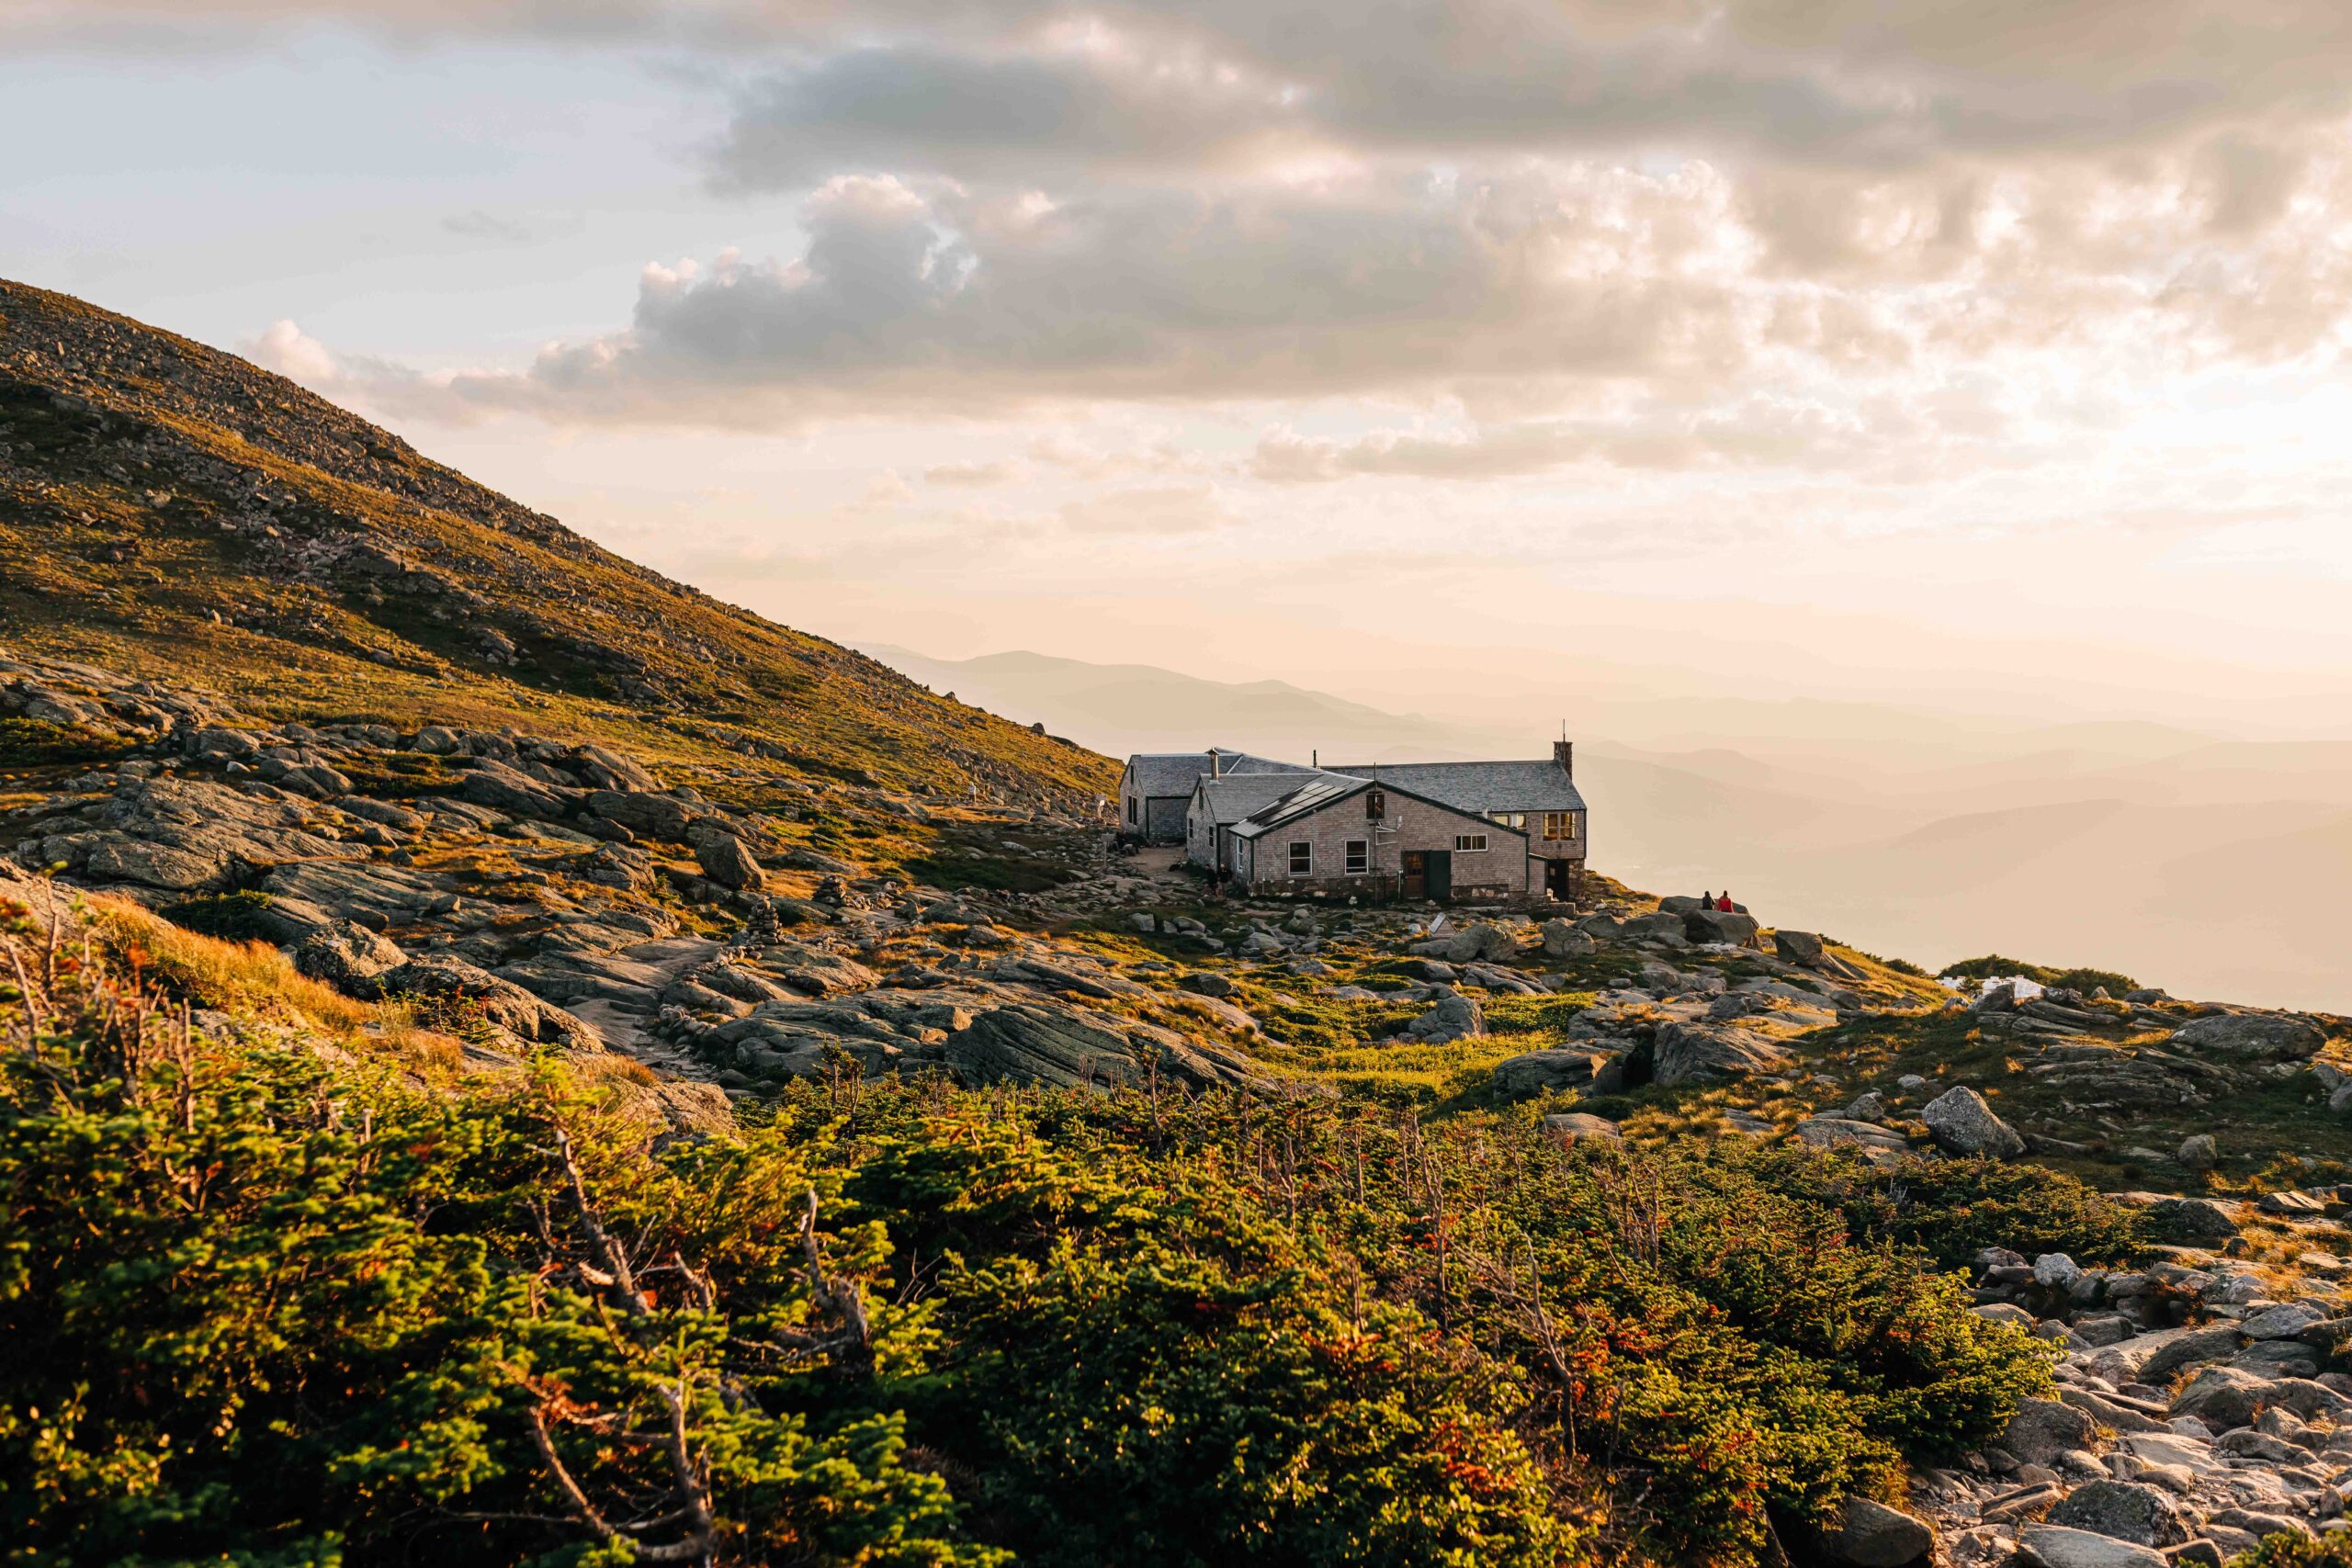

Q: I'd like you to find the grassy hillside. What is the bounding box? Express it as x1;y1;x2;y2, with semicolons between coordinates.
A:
0;279;1112;804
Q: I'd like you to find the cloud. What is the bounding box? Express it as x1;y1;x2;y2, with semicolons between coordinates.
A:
923;457;1027;486
441;208;571;243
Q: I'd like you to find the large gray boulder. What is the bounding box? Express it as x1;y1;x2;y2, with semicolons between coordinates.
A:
2168;1366;2269;1429
1684;908;1761;948
1620;911;1689;945
1825;1498;1934;1567
293;920;407;992
1539;918;1593;959
2046;1481;2191;1547
944;1001;1265;1092
1404;995;1486;1043
1491;1048;1612;1098
1654;1021;1791;1086
693;831;765;892
1773;929;1826;965
582;789;697;841
2000;1397;2100;1466
2143;1195;2242;1241
2168;1011;2328;1062
1921;1086;2025;1157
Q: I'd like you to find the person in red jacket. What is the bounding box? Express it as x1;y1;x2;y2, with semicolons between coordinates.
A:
1716;891;1734;912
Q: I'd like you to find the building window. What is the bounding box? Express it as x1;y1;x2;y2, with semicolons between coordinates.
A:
1344;840;1369;875
1288;840;1311;874
1490;811;1524;829
1126;797;1136;824
1543;811;1572;840
1454;833;1488;852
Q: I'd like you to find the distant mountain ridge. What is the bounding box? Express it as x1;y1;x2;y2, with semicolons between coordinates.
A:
0;279;1111;804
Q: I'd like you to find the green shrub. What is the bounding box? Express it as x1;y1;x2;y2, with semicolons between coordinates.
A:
1939;953;2138;994
0;716;130;768
159;888;277;940
2228;1537;2352;1568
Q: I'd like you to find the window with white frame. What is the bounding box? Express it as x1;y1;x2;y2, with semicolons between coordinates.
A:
1287;840;1311;874
1454;833;1489;852
1490;811;1524;829
1344;840;1369;875
1230;836;1248;873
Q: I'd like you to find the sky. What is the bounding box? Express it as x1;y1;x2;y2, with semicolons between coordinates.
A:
7;0;2352;739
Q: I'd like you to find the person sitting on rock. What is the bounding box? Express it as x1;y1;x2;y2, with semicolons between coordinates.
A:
1716;891;1734;912
1701;890;1713;908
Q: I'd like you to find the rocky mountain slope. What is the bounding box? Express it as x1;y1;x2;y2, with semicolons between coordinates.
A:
4;281;2352;1568
0;278;1109;807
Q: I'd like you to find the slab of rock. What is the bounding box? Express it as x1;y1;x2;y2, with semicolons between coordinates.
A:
2168;1366;2269;1429
2017;1524;2168;1568
2167;1012;2327;1062
943;1001;1264;1092
1922;1086;2026;1157
1653;1021;1792;1087
367;956;597;1048
1791;1116;1909;1157
1492;1048;1612;1098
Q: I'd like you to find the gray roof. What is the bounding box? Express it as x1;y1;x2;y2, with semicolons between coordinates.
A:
1231;774;1371;840
1124;749;1314;799
1323;760;1586;815
1193;771;1340;826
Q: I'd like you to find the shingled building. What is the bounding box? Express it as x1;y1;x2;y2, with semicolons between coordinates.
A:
1134;740;1588;903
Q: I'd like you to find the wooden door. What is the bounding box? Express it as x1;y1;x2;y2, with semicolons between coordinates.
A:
1400;851;1426;899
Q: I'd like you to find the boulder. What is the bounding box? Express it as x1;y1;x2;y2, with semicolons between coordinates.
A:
582;789;696;841
1179;972;1238;998
1921;1086;2026;1157
1491;1048;1614;1098
2017;1525;2168;1568
1541;1111;1622;1145
1653;1021;1792;1087
292;920;407;992
2169;1366;2269;1430
2177;1134;2218;1171
367;956;597;1048
2167;1012;2327;1062
1824;1498;1934;1567
693;832;765;892
943;1001;1264;1092
1620;911;1689;945
2143;1196;2242;1242
1774;929;1826;965
459;758;575;819
1684;908;1761;948
2045;1481;2191;1547
1404;995;1486;1043
2001;1398;2101;1466
1539;918;1593;959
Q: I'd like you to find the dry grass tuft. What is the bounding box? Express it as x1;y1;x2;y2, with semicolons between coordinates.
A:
82;894;374;1034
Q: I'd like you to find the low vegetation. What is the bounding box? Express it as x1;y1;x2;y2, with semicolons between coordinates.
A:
1939;953;2140;995
0;885;2084;1567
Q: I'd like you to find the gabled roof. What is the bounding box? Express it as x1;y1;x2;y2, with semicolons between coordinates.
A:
1322;760;1586;815
1230;773;1532;842
1123;749;1314;798
1192;771;1337;827
1231;774;1369;840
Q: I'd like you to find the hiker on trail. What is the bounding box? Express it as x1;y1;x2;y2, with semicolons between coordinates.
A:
1717;891;1734;912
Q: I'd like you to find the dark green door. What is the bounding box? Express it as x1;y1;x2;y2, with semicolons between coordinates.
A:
1425;850;1452;902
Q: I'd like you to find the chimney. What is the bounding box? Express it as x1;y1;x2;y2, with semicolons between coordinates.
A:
1209;748;1225;778
1553;739;1574;778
